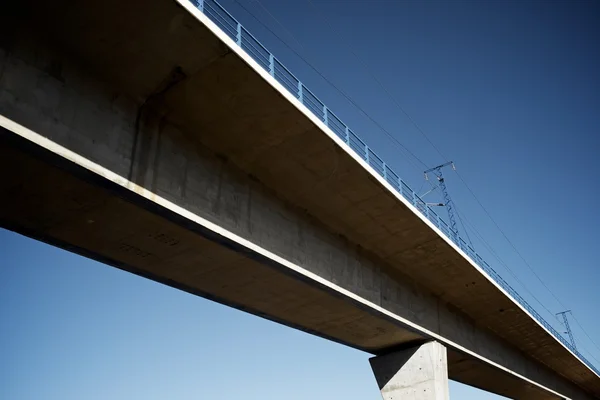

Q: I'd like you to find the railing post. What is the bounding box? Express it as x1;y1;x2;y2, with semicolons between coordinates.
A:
298;81;303;102
365;146;370;164
236;23;242;45
198;0;203;12
383;162;388;180
323;105;328;125
269;54;274;77
344;126;349;144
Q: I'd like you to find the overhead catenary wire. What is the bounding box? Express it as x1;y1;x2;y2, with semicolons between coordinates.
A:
456;208;600;366
230;0;428;176
455;171;571;310
454;205;559;323
455;207;473;248
303;0;446;161
571;313;600;362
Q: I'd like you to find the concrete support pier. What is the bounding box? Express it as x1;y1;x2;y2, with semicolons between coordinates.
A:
370;341;449;400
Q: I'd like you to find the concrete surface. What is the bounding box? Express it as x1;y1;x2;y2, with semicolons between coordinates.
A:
0;0;598;399
370;341;450;400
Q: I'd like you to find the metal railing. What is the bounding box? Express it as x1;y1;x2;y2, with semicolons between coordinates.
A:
190;0;599;375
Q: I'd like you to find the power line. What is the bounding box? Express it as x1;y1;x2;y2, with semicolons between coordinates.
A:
303;0;447;162
248;0;307;52
455;206;559;323
454;171;569;311
231;0;427;175
454;202;473;246
457;207;600;367
571;312;600;362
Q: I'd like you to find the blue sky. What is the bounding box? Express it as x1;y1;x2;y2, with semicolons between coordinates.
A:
1;0;599;399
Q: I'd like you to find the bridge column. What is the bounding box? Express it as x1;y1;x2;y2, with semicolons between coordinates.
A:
369;341;449;400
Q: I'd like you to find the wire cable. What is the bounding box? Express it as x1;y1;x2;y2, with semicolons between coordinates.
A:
231;0;427;175
457;208;600;366
248;0;307;53
303;0;448;162
454;171;570;311
455;206;559;323
455;208;473;247
571;312;600;363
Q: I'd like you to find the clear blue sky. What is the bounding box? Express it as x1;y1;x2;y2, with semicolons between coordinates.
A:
1;0;599;399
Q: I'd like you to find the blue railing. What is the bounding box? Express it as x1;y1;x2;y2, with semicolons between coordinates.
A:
190;0;599;376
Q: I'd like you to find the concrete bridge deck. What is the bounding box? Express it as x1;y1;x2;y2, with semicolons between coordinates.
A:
0;0;598;398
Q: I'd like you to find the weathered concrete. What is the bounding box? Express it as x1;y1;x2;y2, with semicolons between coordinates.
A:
0;0;598;399
370;341;450;400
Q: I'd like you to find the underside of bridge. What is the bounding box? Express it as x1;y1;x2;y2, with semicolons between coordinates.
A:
0;0;598;399
0;123;548;399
